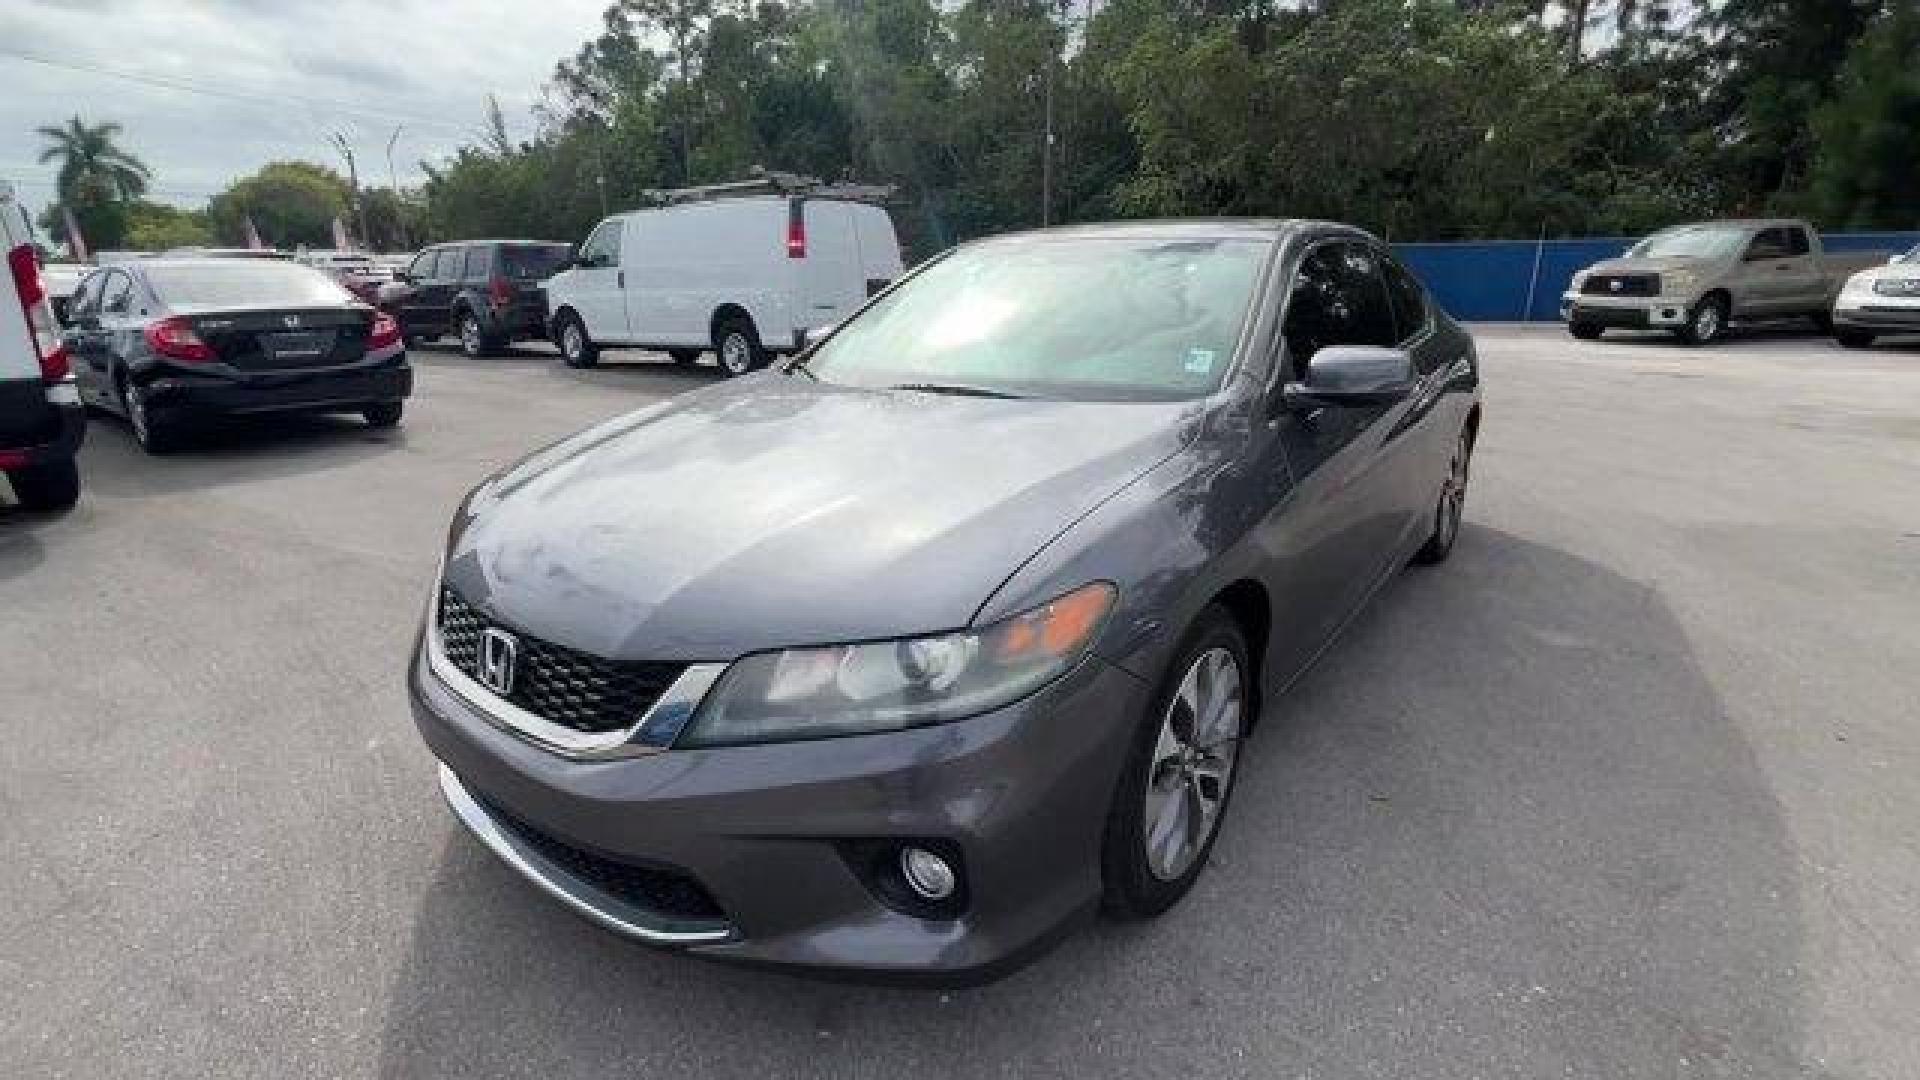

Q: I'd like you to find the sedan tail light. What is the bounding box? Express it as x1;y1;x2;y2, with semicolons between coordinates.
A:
143;316;217;363
7;243;71;381
368;310;402;351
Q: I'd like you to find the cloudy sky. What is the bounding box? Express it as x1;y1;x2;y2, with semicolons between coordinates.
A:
2;0;612;227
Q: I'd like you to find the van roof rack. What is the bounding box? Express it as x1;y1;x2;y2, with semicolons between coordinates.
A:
642;169;895;207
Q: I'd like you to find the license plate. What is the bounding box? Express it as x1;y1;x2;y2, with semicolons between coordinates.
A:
264;330;334;359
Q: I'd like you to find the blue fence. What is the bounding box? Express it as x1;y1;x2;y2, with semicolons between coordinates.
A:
1390;232;1920;322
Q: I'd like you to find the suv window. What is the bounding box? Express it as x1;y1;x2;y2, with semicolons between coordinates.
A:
432;248;462;279
462;246;491;280
1784;227;1812;256
1746;229;1790;261
1383;257;1430;345
99;271;134;316
579;220;621;268
406;250;436;279
1282;241;1396;374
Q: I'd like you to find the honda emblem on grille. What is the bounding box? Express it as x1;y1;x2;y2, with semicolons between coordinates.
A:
480;627;520;695
282;314;302;328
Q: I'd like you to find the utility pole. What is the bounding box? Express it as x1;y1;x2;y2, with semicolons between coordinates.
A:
1041;39;1055;226
329;131;371;251
385;124;407;251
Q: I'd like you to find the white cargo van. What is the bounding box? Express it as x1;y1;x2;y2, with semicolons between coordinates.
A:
1;184;84;511
544;188;903;375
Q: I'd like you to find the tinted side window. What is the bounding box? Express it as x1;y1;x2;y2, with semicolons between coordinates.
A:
463;246;491;280
406;250;435;278
432;248;461;279
100;271;134;315
580;220;622;267
1282;242;1395;374
1747;229;1789;260
70;271;106;318
1785;227;1811;256
1384;258;1430;344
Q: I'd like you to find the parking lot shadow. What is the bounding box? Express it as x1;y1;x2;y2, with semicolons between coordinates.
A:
79;412;408;498
377;526;1809;1078
0;502;50;582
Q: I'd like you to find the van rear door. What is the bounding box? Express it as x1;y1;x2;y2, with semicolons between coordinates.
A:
850;204;906;295
799;200;862;335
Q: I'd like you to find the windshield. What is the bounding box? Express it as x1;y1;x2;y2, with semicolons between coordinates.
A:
146;261;353;308
1626;226;1747;260
501;244;572;279
799;237;1267;401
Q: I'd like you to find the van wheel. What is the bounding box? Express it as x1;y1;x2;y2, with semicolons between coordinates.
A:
556;312;599;369
6;459;80;513
669;349;701;367
714;318;766;378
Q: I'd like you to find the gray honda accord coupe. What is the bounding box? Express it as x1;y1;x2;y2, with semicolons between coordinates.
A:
410;219;1482;982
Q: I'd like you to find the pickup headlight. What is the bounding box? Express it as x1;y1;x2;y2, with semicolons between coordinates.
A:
680;582;1116;748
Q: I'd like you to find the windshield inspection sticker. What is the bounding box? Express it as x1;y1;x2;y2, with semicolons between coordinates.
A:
1184;348;1217;375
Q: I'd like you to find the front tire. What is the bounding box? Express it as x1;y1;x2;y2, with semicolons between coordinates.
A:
6;459;80;512
1413;423;1474;565
363;401;404;428
1101;606;1250;920
556;312;599;369
1568;321;1604;341
713;317;766;378
1676;294;1727;347
1836;329;1876;350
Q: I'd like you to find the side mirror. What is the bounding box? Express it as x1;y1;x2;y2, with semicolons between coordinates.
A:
1282;346;1414;410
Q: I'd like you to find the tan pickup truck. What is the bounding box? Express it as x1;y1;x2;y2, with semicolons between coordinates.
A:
1561;218;1884;345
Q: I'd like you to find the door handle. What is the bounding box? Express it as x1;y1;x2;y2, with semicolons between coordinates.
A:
617;271;625;288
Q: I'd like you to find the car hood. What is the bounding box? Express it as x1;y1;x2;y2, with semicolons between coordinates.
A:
1583;256;1713;276
1846;261;1920;285
445;373;1199;662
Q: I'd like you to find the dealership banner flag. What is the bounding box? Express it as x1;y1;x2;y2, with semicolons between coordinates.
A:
243;214;264;250
331;216;351;251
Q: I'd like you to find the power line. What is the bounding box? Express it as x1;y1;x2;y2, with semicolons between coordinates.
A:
0;47;511;134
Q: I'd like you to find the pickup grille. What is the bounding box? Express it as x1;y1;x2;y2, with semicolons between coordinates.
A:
1581;274;1661;297
438;587;684;734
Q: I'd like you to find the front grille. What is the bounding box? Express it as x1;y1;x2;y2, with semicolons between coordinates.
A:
1872;278;1920;298
476;791;728;926
1582;273;1661;297
438;587;684;734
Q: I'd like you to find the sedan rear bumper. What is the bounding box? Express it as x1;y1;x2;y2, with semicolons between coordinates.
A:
141;360;411;417
409;639;1148;984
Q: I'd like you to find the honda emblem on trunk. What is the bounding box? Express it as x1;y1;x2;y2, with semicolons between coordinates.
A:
480;627;520;696
282;314;302;328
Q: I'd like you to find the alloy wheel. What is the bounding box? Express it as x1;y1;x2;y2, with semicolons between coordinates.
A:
1141;647;1243;882
461;315;482;356
1438;432;1470;546
719;332;753;376
124;383;150;446
562;322;584;363
1693;302;1722;342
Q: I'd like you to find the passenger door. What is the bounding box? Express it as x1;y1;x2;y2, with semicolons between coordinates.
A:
1259;241;1416;663
1736;228;1796;315
571;219;629;343
403;248;459;336
397;249;440;335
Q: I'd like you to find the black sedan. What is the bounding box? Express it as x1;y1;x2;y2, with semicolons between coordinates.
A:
62;258;412;453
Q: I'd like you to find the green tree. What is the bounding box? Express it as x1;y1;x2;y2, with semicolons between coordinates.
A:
124;201;213;250
206;161;352;248
35;115;151;250
1807;3;1920;229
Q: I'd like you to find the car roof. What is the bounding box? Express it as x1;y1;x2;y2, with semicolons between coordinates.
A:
964;218;1363;248
425;239;566;248
1657;218;1808;231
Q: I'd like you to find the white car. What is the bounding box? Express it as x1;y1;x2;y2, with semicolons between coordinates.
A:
1832;243;1920;349
1;184;84;510
544;189;903;375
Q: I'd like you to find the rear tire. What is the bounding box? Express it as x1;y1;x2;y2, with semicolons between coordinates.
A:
122;379;178;455
1676;294;1727;347
1835;329;1876;350
1414;424;1474;565
713;317;766;378
6;459;80;512
1568;321;1603;341
456;310;499;358
363;401;404;428
556;312;599;369
1101;605;1251;920
669;349;702;367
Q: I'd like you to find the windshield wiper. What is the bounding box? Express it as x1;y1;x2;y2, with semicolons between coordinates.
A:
886;382;1026;400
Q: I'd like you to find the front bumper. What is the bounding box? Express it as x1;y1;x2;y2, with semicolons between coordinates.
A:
1833;298;1920;333
1561;293;1692;329
141;360;411;418
409;641;1148;983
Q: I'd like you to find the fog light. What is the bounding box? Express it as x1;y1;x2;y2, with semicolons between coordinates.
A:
899;846;956;901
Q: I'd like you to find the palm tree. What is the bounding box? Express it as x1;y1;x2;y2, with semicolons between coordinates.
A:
36;115;150;205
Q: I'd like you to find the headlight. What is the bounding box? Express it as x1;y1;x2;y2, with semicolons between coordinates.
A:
1664;270;1698;294
1841;273;1873;297
680;581;1116;748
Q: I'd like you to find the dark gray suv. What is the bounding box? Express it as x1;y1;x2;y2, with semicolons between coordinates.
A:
410;219;1482;982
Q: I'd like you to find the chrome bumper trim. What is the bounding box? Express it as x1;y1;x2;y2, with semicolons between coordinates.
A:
437;764;733;945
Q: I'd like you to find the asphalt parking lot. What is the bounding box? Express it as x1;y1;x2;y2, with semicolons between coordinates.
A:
3;325;1917;1078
